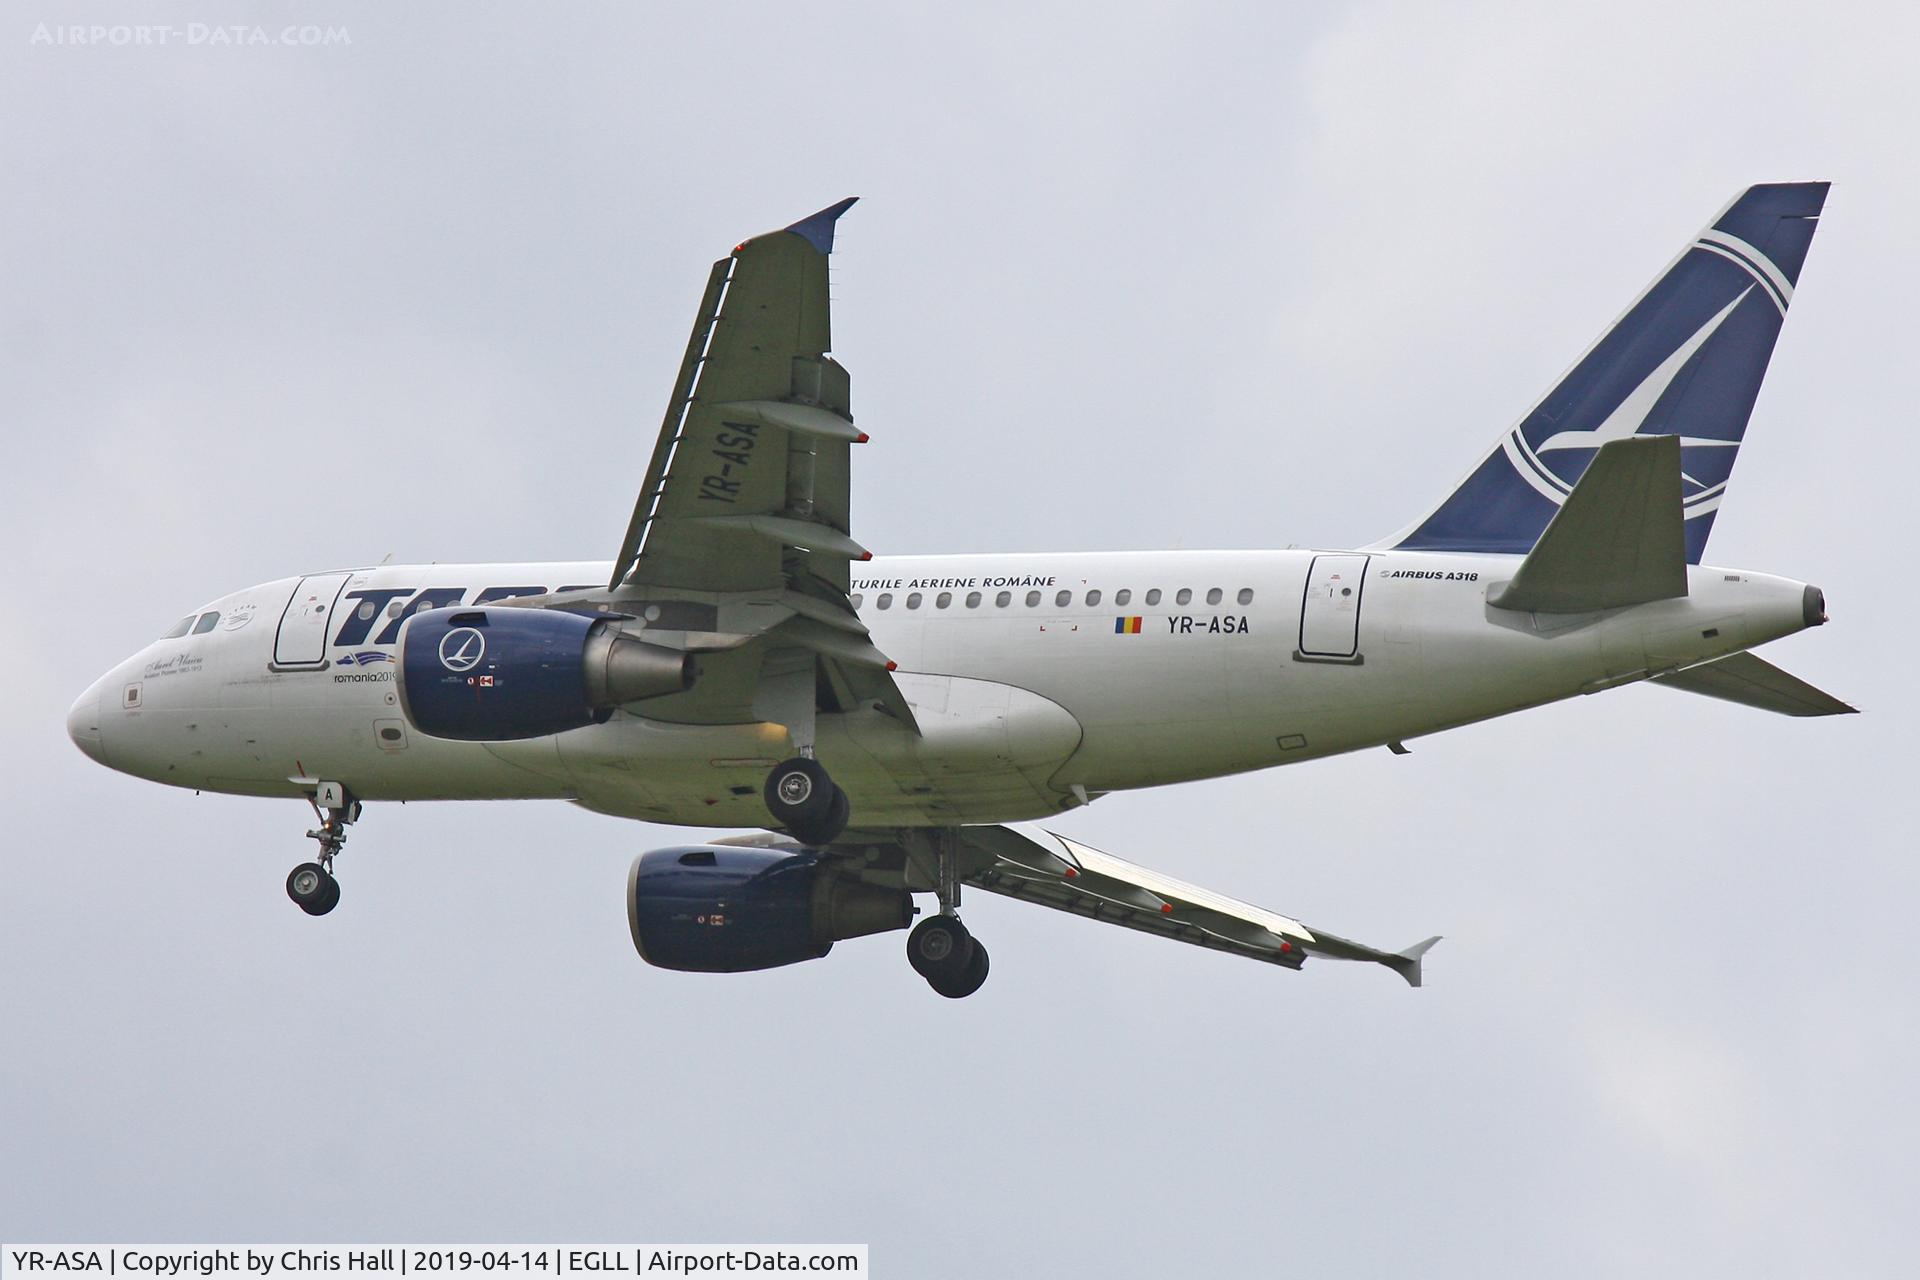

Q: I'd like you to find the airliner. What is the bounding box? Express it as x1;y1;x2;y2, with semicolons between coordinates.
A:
66;184;1851;997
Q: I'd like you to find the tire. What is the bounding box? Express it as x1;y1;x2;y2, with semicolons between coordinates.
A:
764;757;833;829
789;785;851;847
907;914;974;980
928;940;989;998
287;862;339;916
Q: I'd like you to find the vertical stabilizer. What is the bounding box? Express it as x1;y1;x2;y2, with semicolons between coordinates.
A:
1383;183;1828;564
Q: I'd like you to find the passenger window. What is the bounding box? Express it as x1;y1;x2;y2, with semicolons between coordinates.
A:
160;615;194;640
192;612;220;634
387;599;407;617
965;591;982;608
876;593;893;610
1115;589;1131;606
1176;588;1193;606
995;591;1012;608
356;600;376;621
850;593;864;609
1206;588;1223;605
1025;590;1041;607
1145;588;1161;606
936;591;952;609
1086;589;1102;606
906;592;923;609
1055;590;1072;608
1238;588;1254;605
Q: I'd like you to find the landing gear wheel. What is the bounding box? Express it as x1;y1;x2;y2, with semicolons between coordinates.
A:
928;940;990;999
765;757;832;825
787;785;850;847
286;862;341;916
907;913;975;980
766;759;848;845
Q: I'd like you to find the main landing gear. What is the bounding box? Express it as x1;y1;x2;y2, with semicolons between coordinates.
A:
760;757;987;995
763;756;850;847
905;828;988;998
287;781;358;916
908;914;989;999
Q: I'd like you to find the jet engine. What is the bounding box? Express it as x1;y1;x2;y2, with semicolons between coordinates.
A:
398;607;692;741
627;845;913;972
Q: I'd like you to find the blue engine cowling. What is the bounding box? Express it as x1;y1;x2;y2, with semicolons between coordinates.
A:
628;845;913;973
398;607;692;741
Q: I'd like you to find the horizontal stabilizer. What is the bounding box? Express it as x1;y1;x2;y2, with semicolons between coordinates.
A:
1389;936;1444;989
1652;651;1856;716
1488;435;1688;613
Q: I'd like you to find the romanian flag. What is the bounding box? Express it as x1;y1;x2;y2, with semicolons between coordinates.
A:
1114;616;1143;634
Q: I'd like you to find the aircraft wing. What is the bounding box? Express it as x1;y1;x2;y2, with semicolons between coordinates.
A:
505;200;916;729
610;198;866;597
817;825;1440;985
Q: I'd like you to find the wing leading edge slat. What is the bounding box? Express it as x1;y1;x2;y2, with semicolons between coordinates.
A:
611;257;734;591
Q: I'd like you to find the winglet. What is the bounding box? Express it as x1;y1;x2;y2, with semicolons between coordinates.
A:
785;197;859;254
1389;936;1443;988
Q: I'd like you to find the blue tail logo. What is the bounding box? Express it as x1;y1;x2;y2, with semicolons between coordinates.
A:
1389;183;1828;564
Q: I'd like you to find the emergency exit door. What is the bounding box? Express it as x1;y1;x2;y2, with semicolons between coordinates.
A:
273;572;353;667
1298;554;1369;660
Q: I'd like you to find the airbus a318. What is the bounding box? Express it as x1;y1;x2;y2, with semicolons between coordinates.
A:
68;184;1850;997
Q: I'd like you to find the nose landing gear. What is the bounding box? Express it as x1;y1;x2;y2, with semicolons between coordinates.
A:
287;781;357;916
286;861;340;916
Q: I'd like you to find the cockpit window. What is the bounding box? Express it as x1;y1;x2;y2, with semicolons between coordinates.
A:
160;616;194;640
192;612;220;635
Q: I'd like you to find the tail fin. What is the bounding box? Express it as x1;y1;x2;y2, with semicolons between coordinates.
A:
1383;182;1828;564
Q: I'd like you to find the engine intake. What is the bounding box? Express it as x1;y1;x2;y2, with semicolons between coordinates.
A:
627;845;912;972
398;607;692;741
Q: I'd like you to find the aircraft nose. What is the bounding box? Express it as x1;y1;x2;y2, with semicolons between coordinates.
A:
66;682;106;764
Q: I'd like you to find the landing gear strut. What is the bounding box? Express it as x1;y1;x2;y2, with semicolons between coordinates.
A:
906;829;989;998
288;781;358;916
764;756;849;847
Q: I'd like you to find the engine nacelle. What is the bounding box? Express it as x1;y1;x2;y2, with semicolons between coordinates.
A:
627;845;913;973
398;607;692;741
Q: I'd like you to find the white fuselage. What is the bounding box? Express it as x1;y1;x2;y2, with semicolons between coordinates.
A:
68;548;1816;829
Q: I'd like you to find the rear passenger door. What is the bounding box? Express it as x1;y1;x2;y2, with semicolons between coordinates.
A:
1297;554;1369;660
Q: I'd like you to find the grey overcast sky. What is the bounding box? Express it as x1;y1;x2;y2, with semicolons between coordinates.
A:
3;2;1913;1275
